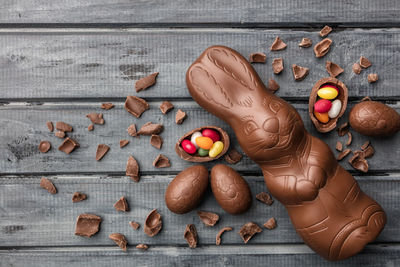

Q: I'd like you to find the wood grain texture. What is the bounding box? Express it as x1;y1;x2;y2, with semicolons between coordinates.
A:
0;29;399;100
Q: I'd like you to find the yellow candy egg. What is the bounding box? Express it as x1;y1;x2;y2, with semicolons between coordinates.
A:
317;87;338;100
209;141;224;158
195;136;214;150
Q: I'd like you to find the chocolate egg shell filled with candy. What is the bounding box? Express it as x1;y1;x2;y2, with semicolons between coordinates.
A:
309;77;348;133
175;126;230;162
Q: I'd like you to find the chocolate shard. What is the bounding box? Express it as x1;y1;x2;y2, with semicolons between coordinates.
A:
114;196;129;212
153;154;171;168
46;121;54;132
299;38;312;48
359;56;372;68
55;131;65;138
159;101;174;114
38;141;51;153
126;155;140;182
255;192;274;206
238;222;262;244
127;124;137;137
249;52;266;63
58;137;79;154
86;113;104;125
197;211;220;226
367;73;378;83
267;79;280;93
129;221;140;230
326;61;344;77
100;102;115;110
40;177;57;194
292;64;309;81
352;63;362;74
349;154;369;173
120;139;130;148
175;109;187;124
270;36;287;51
124;95;149;118
346;132;353;146
72;192;87;202
319;25;332;37
184;224;198;248
361;140;371;151
136;244;148;250
358;141;375;159
135;72;159;92
144;209;162;237
216;226;233;245
337;122;350;136
337;148;351;161
137;122;163;136
96;144;110;161
224;148;243;164
336;141;343;152
314;38;332;58
150;135;163;149
272;58;283;74
88;124;94;131
109;233;128;251
75;214;101;237
56;121;73;132
263;217;277;230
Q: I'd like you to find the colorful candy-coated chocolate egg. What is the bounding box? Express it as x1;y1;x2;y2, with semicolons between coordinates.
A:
317;87;338;100
209;141;224;157
320;84;339;93
181;139;197;154
202;128;220;142
196;136;214;150
313;110;329;123
314;99;332;113
328;99;342;118
190;131;202;149
198;148;209;157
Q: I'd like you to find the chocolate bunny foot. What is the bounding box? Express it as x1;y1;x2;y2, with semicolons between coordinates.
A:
186;45;386;261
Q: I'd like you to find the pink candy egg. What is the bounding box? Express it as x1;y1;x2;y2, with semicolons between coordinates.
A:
314;99;332;113
181;139;197;154
202;128;220;142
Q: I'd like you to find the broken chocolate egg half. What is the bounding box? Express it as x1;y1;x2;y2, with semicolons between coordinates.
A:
309;77;348;133
175;126;230;162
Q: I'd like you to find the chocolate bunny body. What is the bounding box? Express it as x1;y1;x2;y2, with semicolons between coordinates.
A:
186;46;386;260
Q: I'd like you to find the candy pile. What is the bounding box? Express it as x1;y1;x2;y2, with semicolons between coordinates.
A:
313;84;342;123
181;128;224;158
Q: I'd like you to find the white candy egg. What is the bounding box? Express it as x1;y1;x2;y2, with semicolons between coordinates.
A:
190;131;203;149
328;99;342;118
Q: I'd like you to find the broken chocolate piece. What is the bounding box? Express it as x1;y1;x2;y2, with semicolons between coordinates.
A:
124;95;149;118
175;109;187;124
346;132;352;146
361;96;372;102
109;233;127;251
359;56;372;68
267;79;280;93
263;217;277;230
127;124;137;137
88;124;94;131
40;177;57;194
75;214;101;237
129;221;140;230
319;25;332;37
144;209;162;237
326;61;344;77
337;148;351;161
137;122;163;136
55;131;65;138
299;38;312;48
272;58;283;74
197;211;219;226
153;154;171;168
120;139;130;148
38;141;51;153
184;224;198;248
136;244;148;250
46;121;54;132
224;148;243;164
352;63;362;74
361;140;371;151
159;101;174;114
336;141;343;152
114;196;129;212
150;135;163;149
238;222;262;244
86;113;104;125
58;137;79;154
126;155;140;182
56;121;73;132
358;141;375;159
249;52;266;63
135;72;159;92
255;192;274;206
292;64;309;81
367;73;378;83
314;38;332;58
96;144;110;161
270;36;287;51
72;192;87;202
100;102;114;110
337;122;350;136
216;226;233;246
349;154;369;173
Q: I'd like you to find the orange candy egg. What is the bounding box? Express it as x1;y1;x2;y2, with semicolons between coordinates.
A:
313;110;329;123
195;136;214;150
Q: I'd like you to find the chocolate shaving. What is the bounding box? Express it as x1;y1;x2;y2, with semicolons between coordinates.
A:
359;56;372;68
120;139;130;148
88;124;94;131
272;58;283;74
126;155;140;182
352;63;362;74
100;102;114;110
46;121;54;132
96;144;110;161
367;73;378;83
292;64;309;81
346;132;353;146
314;38;332;58
337;148;351;161
137;122;163;136
56;121;73;132
326;61;344;77
184;224;198;248
299;38;312;48
270;36;287;51
58;137;79;154
38;141;51;153
159;101;174;114
267;79;280;93
55;131;65;138
249;52;266;63
150;135;163;149
197;211;219;226
124;95;149;118
263;217;277;230
114;196;129;212
319;25;332;37
135;72;159;93
336;141;343;152
127;124;137;137
129;221;140;230
72;192;87;202
136;244;148;250
255;192;274;206
337;122;350;136
75;214;101;237
40;177;57;194
216;227;233;246
144;209;162;237
109;233;127;251
175;109;187;124
224;148;243;164
153;154;171;168
86;113;104;125
349;154;369;173
238;222;262;244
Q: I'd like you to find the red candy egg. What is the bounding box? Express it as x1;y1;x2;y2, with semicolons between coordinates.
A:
314;99;332;113
202;128;220;142
181;139;197;154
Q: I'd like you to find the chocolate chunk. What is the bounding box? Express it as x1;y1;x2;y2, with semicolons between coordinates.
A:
292;64;309;81
238;222;262;244
272;58;283;74
120;139;130;148
124;96;149;118
56;121;73;132
175;109;187;124
256;192;274;206
135;72;159;92
270;36;287;51
75;214;101;237
86;113;104;125
109;233;127;251
336;141;343;152
216;226;233;245
337;122;350;136
153;154;171;168
144;209;162;237
159;101;174;114
358;141;375;159
72;192;87;202
224;148;243;164
129;221;140;230
96;144;110;161
367;73;378;83
126;155;140;182
346;132;352;146
314;38;332;58
150;135;163;149
319;25;332;37
352;63;362;74
359;56;372;68
137;122;163;136
337;148;351;161
136;244;148;250
197;211;219;226
127;124;137;137
349;154;369;173
184;224;198;248
361;140;371;151
114;196;129;212
249;52;266;63
40;177;57;194
299;38;312;48
38;141;51;153
88;124;94;131
100;102;115;110
267;79;280;93
58;137;79;154
46;121;54;132
55;131;65;138
326;61;344;77
263;217;277;230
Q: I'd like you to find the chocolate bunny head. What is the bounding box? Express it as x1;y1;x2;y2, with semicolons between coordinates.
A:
187;46;305;162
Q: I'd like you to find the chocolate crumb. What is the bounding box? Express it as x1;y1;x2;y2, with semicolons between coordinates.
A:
56;121;73;132
135;72;159;93
238;222;262;244
197;211;219;226
249;52;266;63
153;154;171;168
100;103;114;110
40;177;57;194
267;79;280;93
159;101;174;114
336;141;343;152
256;192;274;206
263;217;277;230
58;137;79;154
270;36;287;51
129;221;140;230
299;38;312;48
136;244;148;250
224;148;243;164
319;25;332;37
367;73;378;83
75;214;101;237
144;209;162;237
216;227;233;246
337;148;351;161
109;233;127;251
46;121;54;132
346;132;353;146
326;61;344;77
127;124;137;137
184;224;198;248
88;124;94;131
352;63;362;74
150;135;163;149
55;131;65;138
86;113;104;125
337;122;350;136
272;58;284;74
292;64;309;81
314;38;332;58
114;196;129;212
72;192;87;202
175;109;187;124
349;154;369;173
120;139;130;148
360;56;372;68
126;155;140;182
124;96;149;118
96;144;110;161
38;141;51;153
137;122;163;136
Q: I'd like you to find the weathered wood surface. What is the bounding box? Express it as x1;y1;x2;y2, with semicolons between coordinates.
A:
0;29;399;100
0;0;400;26
0;175;398;247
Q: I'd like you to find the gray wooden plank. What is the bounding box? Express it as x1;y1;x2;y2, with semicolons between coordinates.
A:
0;0;399;26
0;175;398;247
1;101;399;174
0;28;399;100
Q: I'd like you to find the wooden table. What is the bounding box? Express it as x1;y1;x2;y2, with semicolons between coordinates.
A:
1;1;400;266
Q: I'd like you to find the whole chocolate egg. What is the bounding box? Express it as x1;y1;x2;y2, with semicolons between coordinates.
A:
165;165;209;214
210;164;252;214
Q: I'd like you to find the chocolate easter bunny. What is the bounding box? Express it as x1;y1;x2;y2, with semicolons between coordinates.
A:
186;46;386;261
